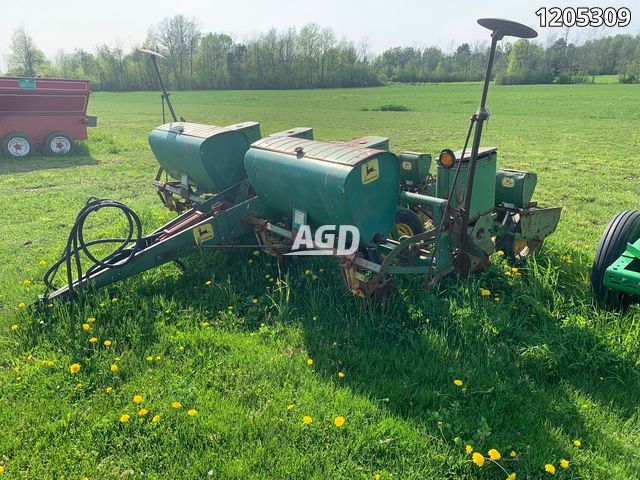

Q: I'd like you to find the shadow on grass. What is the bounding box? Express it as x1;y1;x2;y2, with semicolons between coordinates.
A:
0;145;99;175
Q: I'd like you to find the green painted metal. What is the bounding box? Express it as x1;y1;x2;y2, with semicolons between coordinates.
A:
148;121;262;193
604;237;640;295
436;147;497;222
18;78;36;89
514;206;562;242
245;137;399;245
269;127;314;140
398;190;446;220
495;169;537;208
399;152;431;183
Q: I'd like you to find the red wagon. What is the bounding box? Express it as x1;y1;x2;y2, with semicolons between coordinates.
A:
0;77;96;158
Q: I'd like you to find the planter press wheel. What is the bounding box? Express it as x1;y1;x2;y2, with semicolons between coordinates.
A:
591;210;640;308
2;133;33;158
45;132;74;155
393;207;425;239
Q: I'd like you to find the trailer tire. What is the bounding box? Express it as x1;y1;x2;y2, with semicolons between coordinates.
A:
393;207;424;239
2;133;33;158
591;210;640;308
45;132;74;155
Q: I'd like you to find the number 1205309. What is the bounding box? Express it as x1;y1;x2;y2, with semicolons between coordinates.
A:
535;7;631;27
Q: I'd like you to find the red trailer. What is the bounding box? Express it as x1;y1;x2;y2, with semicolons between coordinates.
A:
0;77;96;158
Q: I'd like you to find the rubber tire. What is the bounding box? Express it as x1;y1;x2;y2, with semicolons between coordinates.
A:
2;133;34;158
394;207;424;239
591;210;640;308
45;132;74;155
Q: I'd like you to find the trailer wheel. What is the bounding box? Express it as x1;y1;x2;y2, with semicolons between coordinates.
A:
591;210;640;308
45;132;73;155
2;133;33;158
393;207;424;239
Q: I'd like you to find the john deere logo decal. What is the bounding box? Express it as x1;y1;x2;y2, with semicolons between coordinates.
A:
193;223;214;244
361;159;379;185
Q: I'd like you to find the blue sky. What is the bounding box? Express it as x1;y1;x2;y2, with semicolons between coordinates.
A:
2;0;638;70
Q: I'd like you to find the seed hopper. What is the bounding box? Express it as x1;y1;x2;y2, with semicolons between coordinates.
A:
41;18;562;304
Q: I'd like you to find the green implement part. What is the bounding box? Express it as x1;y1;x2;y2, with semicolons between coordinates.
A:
495;169;537;208
604;237;640;296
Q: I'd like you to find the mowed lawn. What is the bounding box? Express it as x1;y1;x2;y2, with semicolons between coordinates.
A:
0;83;639;479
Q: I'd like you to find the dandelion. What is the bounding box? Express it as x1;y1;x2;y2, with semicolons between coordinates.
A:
497;250;504;256
334;416;345;427
11;324;18;331
488;449;501;461
205;280;212;286
27;354;32;360
472;452;485;467
111;297;118;303
151;414;160;423
133;395;143;404
39;259;47;266
511;267;518;273
505;271;512;276
114;357;121;362
187;408;198;416
15;376;22;382
105;387;113;393
139;408;149;416
544;464;556;475
560;459;569;469
172;401;182;408
75;383;82;389
480;288;491;296
307;358;313;365
507;474;516;480
510;450;517;458
252;298;258;304
338;371;345;378
82;323;90;331
303;415;313;424
110;364;118;372
103;340;112;347
69;363;81;374
155;355;161;361
87;317;96;323
465;445;473;454
287;404;294;411
573;439;581;447
0;465;5;473
18;302;26;309
89;337;97;343
179;345;185;352
200;322;209;328
453;379;463;386
45;360;54;367
374;475;381;480
146;356;153;361
119;414;130;423
23;279;31;286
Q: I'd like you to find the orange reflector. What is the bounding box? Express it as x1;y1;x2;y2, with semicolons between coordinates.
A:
438;149;455;168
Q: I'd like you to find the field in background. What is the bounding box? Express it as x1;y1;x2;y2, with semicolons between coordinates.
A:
0;83;639;479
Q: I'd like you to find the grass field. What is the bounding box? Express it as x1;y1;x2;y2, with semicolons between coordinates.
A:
1;83;639;479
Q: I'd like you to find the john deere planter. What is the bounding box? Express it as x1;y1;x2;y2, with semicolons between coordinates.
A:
42;18;562;304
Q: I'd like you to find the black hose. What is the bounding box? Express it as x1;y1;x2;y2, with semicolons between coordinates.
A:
43;198;146;300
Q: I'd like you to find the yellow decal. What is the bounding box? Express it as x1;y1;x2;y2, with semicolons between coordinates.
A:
501;177;515;188
361;159;380;185
402;161;412;171
193;223;214;244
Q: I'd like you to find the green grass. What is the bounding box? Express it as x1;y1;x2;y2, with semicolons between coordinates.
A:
1;83;639;479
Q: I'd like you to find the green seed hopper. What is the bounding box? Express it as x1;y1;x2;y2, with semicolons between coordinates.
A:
41;18;563;304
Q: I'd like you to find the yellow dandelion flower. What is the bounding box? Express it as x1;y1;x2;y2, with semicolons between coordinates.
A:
45;360;54;367
119;414;130;423
465;445;473;454
200;321;209;327
488;449;501;461
89;337;97;343
187;408;198;416
505;270;512;276
138;408;149;416
511;267;518;273
338;371;345;378
82;323;90;331
472;452;485;467
155;355;161;361
114;357;121;362
205;280;212;286
497;250;504;256
560;459;569;469
453;379;463;386
287;404;294;411
27;354;33;360
307;358;313;365
39;259;47;266
152;414;160;423
0;465;4;473
334;416;345;427
23;279;31;286
105;387;113;393
111;297;118;302
179;345;185;352
252;298;258;304
146;355;153;361
87;316;96;323
110;364;118;372
507;474;516;480
15;376;22;382
103;340;112;347
75;383;82;389
172;401;182;408
133;394;143;404
480;288;491;296
303;415;313;424
573;439;581;447
18;302;26;309
510;450;517;458
544;464;556;475
374;475;381;480
11;324;18;331
69;363;81;374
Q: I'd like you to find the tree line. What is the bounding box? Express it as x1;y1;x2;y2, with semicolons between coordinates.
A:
4;15;640;90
